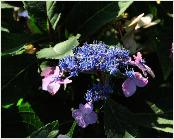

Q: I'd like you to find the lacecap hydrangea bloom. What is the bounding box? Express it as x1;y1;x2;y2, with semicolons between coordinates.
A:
41;41;154;128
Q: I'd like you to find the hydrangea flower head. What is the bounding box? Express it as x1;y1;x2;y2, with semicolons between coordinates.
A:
122;71;148;97
59;42;130;76
72;102;97;128
42;66;72;95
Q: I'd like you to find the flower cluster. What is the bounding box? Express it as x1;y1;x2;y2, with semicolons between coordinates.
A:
59;42;130;76
85;83;113;102
41;42;154;128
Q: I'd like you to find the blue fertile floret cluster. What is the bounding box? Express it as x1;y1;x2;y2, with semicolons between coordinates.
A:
85;83;113;102
59;42;130;77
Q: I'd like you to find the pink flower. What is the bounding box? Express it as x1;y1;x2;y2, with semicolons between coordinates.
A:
129;52;155;78
41;66;72;95
72;102;97;128
122;72;148;97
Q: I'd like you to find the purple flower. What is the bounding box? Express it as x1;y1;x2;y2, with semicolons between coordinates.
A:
72;102;97;128
122;72;148;97
129;52;155;78
41;66;72;95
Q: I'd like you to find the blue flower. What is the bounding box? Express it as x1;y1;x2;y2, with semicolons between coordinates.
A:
59;42;130;76
85;83;113;102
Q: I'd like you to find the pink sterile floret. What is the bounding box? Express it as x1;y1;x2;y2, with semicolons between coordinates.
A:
122;72;148;97
41;66;72;95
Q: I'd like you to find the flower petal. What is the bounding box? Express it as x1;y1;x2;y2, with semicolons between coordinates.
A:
58;78;72;84
84;111;97;125
82;102;93;114
122;78;136;97
42;75;54;91
72;109;87;128
76;116;87;128
54;66;62;76
134;72;148;87
72;109;82;119
41;67;55;77
47;81;61;95
133;52;142;64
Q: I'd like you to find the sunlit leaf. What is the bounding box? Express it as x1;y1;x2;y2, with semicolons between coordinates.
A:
104;98;173;137
1;2;15;9
1;26;10;33
16;98;24;106
117;1;134;17
36;34;80;59
2;103;14;109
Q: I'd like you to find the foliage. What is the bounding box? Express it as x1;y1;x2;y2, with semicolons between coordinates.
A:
28;120;59;138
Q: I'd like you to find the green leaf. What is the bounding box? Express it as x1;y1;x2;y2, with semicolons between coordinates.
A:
36;34;80;59
23;1;47;31
46;1;61;31
27;16;42;34
133;113;173;133
66;121;77;138
155;40;172;80
66;2;133;39
1;31;40;56
104;99;138;137
157;117;173;125
47;130;59;138
2;103;14;109
16;98;24;106
1;55;36;105
17;100;44;133
29;120;59;138
152;126;173;133
117;1;133;17
1;2;15;9
147;101;164;114
104;99;173;137
1;26;10;33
